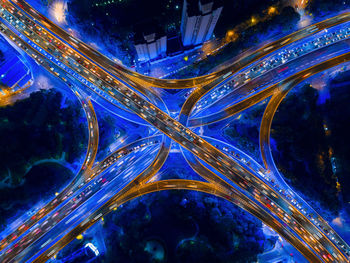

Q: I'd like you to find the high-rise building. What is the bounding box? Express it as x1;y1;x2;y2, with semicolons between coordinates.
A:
181;0;223;47
134;23;167;62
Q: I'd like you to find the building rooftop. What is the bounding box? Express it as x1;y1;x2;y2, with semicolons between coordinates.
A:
186;0;223;17
134;21;166;45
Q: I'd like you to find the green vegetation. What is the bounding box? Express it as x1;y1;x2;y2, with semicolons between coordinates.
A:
0;89;87;185
215;0;280;38
93;103;126;162
323;70;350;214
222;103;266;161
0;163;73;229
272;70;350;216
68;0;183;65
272;84;339;215
170;6;300;78
102;190;266;263
0;89;88;229
68;0;182;35
306;0;350;18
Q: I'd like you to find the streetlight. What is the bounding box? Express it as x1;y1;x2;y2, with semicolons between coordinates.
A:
227;30;235;37
268;6;276;15
225;30;238;43
251;16;257;25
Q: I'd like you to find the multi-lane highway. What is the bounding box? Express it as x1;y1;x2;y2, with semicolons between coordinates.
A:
177;51;350;263
0;19;171;258
0;83;99;249
0;1;346;262
0;133;164;262
188;37;350;127
191;22;350;115
7;0;350;89
0;0;350;262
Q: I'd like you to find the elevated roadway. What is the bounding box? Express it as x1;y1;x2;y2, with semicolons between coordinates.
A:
0;1;349;262
5;0;350;89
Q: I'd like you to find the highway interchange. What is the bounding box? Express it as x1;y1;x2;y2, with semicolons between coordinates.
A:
0;0;350;262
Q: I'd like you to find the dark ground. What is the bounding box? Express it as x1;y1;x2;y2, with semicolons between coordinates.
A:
0;89;86;229
272;70;350;217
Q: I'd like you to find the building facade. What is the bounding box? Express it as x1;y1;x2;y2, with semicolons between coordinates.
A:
135;31;167;62
181;0;223;47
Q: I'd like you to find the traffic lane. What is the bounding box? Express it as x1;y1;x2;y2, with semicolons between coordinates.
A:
23;147;169;263
0;26;336;262
0;23;106;251
176;50;350;262
6;0;193;92
2;1;348;260
74;91;99;172
0;130;162;253
8;0;350;89
180;147;323;262
141;102;344;261
189;39;350;126
179;84;339;262
119;55;350;261
0;17;169;245
94;50;350;261
3;146;160;262
178;36;348;127
0;2;165;126
5;149;155;260
259;76;350;259
260;84;293;170
0;3;171;118
188;48;350;128
0;26;108;251
182;32;350;125
29;178;322;263
192;38;350;118
0;17;159;254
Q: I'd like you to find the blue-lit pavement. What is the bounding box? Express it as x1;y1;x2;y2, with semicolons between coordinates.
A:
13;145;161;262
191;21;350;117
0;0;350;262
189;39;350;127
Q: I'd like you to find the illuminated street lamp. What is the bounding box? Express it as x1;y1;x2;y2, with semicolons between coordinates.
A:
268;6;277;15
225;30;238;42
251;16;257;25
227;30;234;37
